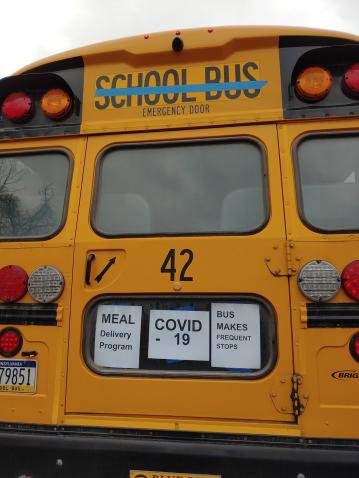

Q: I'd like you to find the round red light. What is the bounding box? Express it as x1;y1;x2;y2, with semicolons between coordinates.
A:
1;92;33;123
0;265;28;303
342;260;359;301
349;332;359;362
0;328;22;357
343;64;359;97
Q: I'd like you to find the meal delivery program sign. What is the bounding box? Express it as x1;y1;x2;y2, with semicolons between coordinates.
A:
94;305;142;368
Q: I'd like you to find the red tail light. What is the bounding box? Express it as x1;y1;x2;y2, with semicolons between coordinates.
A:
341;260;359;301
1;91;33;123
343;63;359;97
0;328;23;357
349;332;359;362
0;265;28;303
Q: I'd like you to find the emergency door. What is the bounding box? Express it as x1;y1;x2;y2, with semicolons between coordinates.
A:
66;124;295;425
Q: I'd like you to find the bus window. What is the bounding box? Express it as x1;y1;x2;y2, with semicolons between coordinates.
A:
92;139;268;236
295;134;359;232
0;151;71;239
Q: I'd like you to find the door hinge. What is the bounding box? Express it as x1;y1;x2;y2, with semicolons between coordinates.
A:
291;373;308;417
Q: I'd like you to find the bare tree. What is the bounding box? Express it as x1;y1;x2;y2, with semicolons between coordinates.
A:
0;159;57;237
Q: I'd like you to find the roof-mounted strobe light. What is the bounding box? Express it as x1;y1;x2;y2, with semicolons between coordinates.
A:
295;66;332;101
298;260;340;302
40;88;72;120
1;91;33;123
342;64;359;98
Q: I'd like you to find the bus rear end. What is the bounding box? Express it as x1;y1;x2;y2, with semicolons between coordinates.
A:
0;26;358;478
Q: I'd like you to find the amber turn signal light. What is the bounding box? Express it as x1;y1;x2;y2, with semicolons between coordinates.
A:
295;66;332;101
40;88;72;119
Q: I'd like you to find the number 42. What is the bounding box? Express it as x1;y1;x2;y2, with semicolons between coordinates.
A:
161;249;194;282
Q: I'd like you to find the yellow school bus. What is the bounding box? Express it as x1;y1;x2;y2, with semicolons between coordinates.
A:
0;25;359;477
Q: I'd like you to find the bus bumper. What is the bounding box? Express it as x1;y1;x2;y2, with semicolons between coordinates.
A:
1;426;359;478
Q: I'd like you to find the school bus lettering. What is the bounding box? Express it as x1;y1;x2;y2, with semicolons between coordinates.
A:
94;62;268;113
2;25;359;478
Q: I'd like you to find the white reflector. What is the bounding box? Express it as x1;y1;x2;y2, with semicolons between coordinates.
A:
298;260;340;302
28;265;64;303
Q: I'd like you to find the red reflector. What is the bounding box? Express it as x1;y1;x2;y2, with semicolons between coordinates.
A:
0;265;28;303
1;92;33;122
343;63;359;97
0;328;22;357
350;332;359;362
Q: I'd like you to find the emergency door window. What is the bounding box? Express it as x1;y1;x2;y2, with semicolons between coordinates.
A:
83;297;276;378
296;134;359;232
0;151;71;239
92;139;268;236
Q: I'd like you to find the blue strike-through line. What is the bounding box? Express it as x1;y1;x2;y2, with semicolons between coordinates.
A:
95;80;268;97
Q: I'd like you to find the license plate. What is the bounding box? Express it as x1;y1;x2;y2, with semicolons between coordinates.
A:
0;360;37;394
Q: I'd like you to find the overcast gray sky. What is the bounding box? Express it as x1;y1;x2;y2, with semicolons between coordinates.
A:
1;0;358;78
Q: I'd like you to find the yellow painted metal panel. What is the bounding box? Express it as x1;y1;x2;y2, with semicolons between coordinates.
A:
278;120;359;438
82;35;283;133
0;136;86;424
66;124;295;427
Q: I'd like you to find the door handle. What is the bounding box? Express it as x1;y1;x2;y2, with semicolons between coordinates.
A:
85;253;96;285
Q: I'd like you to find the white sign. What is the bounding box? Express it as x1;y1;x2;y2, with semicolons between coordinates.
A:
148;310;210;361
211;303;261;369
94;305;142;368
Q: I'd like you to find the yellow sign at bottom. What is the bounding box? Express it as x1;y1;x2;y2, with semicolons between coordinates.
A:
131;471;221;478
130;470;221;478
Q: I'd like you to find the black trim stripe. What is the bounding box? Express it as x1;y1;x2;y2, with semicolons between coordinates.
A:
307;303;359;328
0;303;57;326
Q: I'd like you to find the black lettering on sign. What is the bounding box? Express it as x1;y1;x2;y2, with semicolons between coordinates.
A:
95;75;110;109
161;249;176;281
111;74;126;108
179;249;193;281
224;64;241;99
243;62;260;98
127;72;143;107
161;249;194;282
144;71;161;105
163;69;179;104
181;69;196;103
205;66;221;100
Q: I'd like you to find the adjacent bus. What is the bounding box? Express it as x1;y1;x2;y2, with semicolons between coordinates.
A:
0;25;359;478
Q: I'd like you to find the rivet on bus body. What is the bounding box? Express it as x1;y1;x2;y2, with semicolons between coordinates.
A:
273;245;279;250
280;379;286;384
281;406;287;412
173;282;182;291
265;257;271;262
